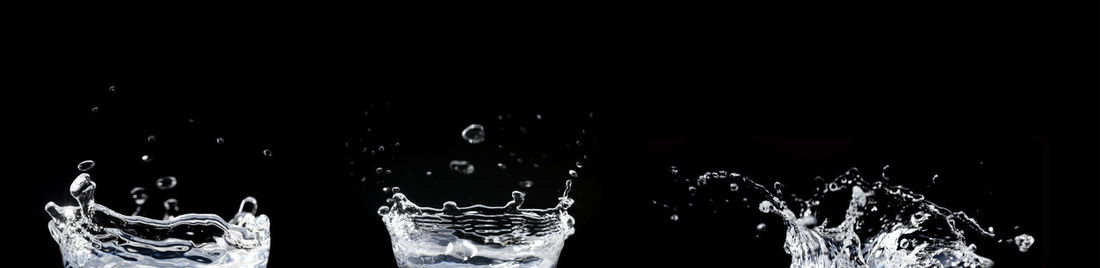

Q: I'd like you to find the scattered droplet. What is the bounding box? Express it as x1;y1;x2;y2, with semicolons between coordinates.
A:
1014;234;1034;252
385;169;392;175
146;135;156;143
130;187;148;205
216;137;225;144
262;149;273;157
450;160;475;175
773;182;784;195
378;145;385;152
77;160;95;171
756;223;767;231
497;163;507;170
163;198;179;219
670;166;679;175
670;214;679;221
758;200;774;213
535;114;542;120
425;171;433;177
461;124;486;144
881;165;891;181
518;180;533;188
576;162;583;168
90;106;100;113
932;174;940;184
688;186;697;196
156;176;177;190
568;170;578;178
141;154;152;162
729;182;739;192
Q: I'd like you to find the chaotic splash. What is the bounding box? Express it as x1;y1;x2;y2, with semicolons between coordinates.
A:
659;168;1035;268
378;180;576;268
45;172;271;267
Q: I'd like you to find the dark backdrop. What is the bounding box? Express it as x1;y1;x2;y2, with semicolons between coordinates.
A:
2;4;1097;267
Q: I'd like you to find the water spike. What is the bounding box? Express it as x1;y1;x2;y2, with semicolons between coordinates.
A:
238;196;258;215
69;173;95;217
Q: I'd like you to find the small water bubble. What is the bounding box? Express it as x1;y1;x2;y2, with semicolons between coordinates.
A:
756;223;767;231
450;160;475;175
262;149;273;157
1014;234;1034;252
146;135;156;143
729;182;739;192
568;170;578;178
461;124;486;144
670;214;679;221
827;182;841;192
759;201;774;213
141;154;152;162
130;187;148;205
216;137;225;144
910;212;929;226
156;176;177;190
518;180;533;188
77;160;95;171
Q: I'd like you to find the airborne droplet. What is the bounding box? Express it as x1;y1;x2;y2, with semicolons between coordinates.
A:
568;170;578;178
77;160;95;172
1014;234;1034;253
156;176;177;190
461;124;486;144
450;160;475;175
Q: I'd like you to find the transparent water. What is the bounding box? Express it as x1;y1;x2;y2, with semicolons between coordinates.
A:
378;181;576;268
665;168;1034;268
45;173;271;267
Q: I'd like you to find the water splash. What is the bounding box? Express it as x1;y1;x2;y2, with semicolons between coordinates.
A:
45;173;271;267
667;168;1034;268
378;180;576;268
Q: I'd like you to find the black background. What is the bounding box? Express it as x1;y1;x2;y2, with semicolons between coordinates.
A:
2;4;1097;267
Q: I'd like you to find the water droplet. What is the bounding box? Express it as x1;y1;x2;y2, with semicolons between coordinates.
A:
535;114;542;120
375;167;384;174
758;200;774;213
163;198;179;219
576;162;583;168
108;85;117;93
156;176;177;190
90;106;100;113
518;180;533;188
881;165;891;181
262;149;273;157
377;206;391;216
1014;234;1034;252
497;163;507;170
146;135;156;143
827;182;841;192
670;166;679;175
461;124;486;144
130;187;148;205
932;174;940;184
385;169;392;175
77;160;95;171
425;171;433;177
773;182;784;195
568;170;578;178
378;145;385;152
450;160;475;175
391;187;401;193
910;212;929;226
687;186;697;196
729;182;739;192
141;154;152;162
756;223;767;231
216;137;225;144
382;187;390;193
670;214;679;221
